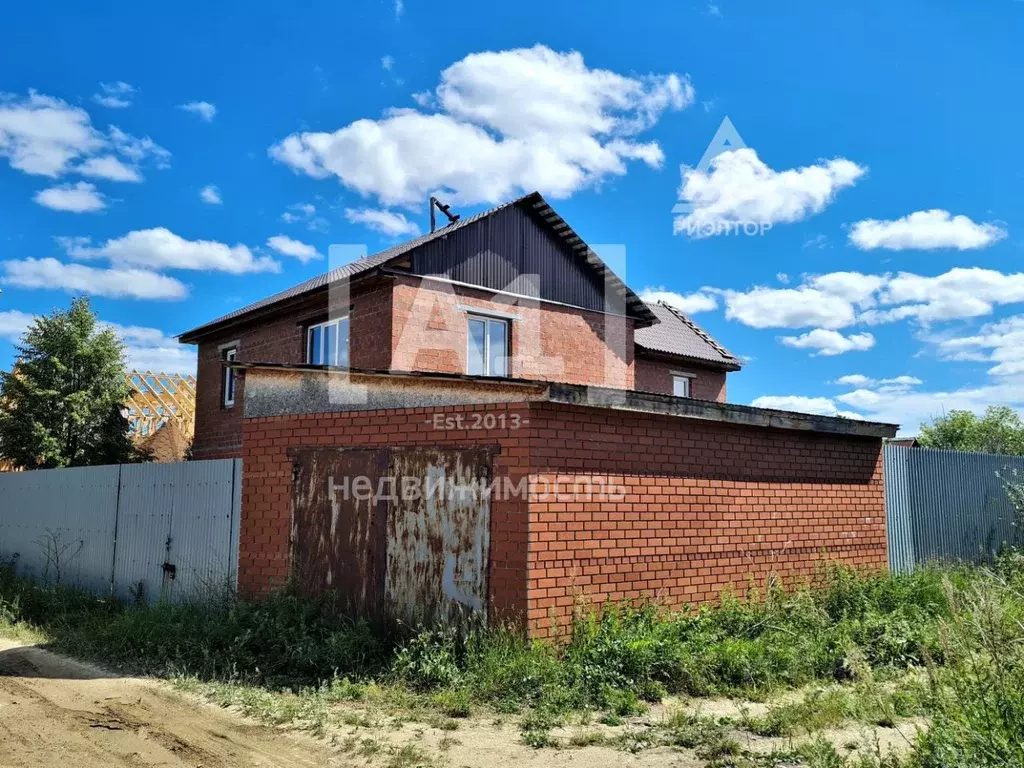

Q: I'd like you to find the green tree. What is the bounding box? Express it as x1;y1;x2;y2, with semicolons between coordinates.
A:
918;406;1024;455
0;297;143;469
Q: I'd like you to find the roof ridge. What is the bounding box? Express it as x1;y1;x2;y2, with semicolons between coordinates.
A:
657;301;739;362
179;190;657;340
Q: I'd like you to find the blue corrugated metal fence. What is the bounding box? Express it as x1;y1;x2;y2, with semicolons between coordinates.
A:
885;445;1024;572
0;458;241;602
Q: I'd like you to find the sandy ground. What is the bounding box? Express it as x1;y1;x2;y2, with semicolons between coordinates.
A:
0;637;921;768
0;639;340;768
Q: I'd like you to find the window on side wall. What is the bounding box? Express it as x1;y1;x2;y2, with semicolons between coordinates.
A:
467;315;509;377
672;374;692;398
222;347;238;407
306;317;350;367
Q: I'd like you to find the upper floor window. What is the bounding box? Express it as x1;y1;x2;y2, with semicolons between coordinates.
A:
307;317;350;366
467;315;509;377
222;347;238;407
672;374;691;398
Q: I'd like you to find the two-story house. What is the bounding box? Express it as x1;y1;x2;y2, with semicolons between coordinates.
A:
179;192;741;459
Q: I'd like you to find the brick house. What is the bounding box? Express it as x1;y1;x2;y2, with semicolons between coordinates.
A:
179;192;896;635
179;192;741;461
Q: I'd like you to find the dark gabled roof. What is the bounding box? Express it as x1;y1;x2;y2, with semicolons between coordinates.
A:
635;301;741;371
178;192;657;342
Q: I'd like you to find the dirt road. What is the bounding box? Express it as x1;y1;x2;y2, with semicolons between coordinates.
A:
0;639;339;768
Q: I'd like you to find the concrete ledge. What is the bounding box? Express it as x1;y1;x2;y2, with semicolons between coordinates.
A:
547;383;898;438
229;362;898;438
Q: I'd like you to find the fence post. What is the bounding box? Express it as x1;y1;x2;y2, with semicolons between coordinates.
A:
109;462;124;597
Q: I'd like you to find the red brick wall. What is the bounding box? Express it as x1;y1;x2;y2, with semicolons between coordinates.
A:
192;309;305;459
634;354;728;402
190;283;393;459
522;402;886;637
191;276;641;458
239;402;532;620
390;277;635;390
236;395;887;637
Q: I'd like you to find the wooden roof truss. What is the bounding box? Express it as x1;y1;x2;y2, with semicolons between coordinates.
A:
125;370;197;443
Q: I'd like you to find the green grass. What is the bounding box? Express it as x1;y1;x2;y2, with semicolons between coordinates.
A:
741;680;929;738
3;554;1024;766
0;561;959;707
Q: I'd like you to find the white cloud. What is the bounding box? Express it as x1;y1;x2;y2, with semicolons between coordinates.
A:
833;381;1024;435
749;395;863;420
281;202;328;232
0;91;169;180
835;374;870;387
63;228;279;274
394;0;403;18
381;55;395;71
105;322;196;374
834;374;922;391
266;234;321;263
639;287;718;314
123;342;196;375
344;207;421;238
929;316;1024;378
270;45;692;207
779;329;875;356
862;268;1024;325
721;285;858;330
108;126;170;168
76;154;142;182
0;309;35;342
0;258;188;300
0;91;105;176
807;272;886;306
714;268;1024;333
200;184;222;205
674;148;866;236
0;309;193;372
849;209;1007;251
179;101;217;122
92;81;135;109
33;181;107;212
1;311;194;374
759;374;1024;435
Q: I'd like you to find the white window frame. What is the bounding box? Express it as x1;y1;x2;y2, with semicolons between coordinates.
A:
222;346;238;407
466;314;510;377
672;373;693;398
306;316;350;367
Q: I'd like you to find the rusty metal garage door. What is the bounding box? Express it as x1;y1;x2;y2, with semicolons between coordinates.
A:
291;448;389;616
290;447;492;625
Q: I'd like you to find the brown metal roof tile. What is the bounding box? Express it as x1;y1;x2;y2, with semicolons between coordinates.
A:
634;301;740;369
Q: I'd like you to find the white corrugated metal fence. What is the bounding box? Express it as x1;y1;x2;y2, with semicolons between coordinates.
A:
885;445;1024;572
0;458;241;602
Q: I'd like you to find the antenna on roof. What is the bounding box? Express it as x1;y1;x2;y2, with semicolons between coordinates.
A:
429;196;459;233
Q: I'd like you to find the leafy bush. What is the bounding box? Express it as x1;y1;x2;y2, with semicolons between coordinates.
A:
910;576;1024;767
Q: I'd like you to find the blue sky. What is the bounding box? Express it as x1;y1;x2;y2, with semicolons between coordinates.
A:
2;1;1023;433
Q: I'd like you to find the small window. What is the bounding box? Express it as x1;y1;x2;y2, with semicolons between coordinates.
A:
306;317;350;366
672;375;691;398
223;347;238;407
467;315;509;377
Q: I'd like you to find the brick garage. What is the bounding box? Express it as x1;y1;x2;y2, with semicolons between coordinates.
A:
237;365;893;637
